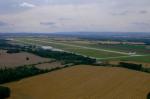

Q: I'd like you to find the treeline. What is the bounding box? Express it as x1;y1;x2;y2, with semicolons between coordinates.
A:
0;39;22;53
119;62;150;73
0;63;74;84
0;66;49;84
26;49;96;65
112;62;150;73
13;44;96;65
0;39;16;49
96;61;150;73
119;62;142;71
0;39;11;50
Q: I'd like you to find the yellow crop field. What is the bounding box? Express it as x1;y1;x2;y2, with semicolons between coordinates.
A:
4;65;150;99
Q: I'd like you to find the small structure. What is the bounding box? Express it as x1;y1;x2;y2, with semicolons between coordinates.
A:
41;46;53;50
41;46;63;52
6;38;14;41
128;52;136;55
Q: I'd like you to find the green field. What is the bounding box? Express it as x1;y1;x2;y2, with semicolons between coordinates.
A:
15;38;125;58
47;39;150;54
13;38;150;63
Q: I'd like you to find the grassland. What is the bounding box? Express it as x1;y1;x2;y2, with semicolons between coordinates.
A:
0;50;51;68
4;65;150;99
13;38;150;63
53;40;150;54
110;55;150;63
14;38;128;58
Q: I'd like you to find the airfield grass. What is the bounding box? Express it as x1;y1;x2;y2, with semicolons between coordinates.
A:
47;39;150;54
85;44;149;54
16;38;125;58
14;38;150;63
4;65;150;99
39;38;150;63
116;55;150;63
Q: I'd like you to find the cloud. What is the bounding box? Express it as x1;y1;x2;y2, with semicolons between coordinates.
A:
20;2;36;8
132;22;150;26
58;17;72;21
0;21;8;26
0;0;150;32
131;22;150;30
139;10;148;14
40;22;56;26
111;10;129;16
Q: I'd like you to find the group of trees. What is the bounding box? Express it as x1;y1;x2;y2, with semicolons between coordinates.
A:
0;66;49;84
119;62;142;71
6;49;20;54
0;86;10;99
119;62;150;73
26;49;96;65
0;39;17;49
0;39;23;53
148;93;150;99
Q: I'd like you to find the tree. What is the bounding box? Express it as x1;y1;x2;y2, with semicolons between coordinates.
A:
0;86;10;99
147;92;150;99
119;62;142;71
26;57;29;61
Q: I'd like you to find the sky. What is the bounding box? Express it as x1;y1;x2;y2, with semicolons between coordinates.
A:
0;0;150;33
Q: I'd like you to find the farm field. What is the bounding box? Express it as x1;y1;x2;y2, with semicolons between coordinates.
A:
13;38;150;63
0;50;51;68
4;65;150;99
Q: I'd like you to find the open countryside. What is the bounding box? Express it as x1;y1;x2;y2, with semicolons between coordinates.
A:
14;38;150;63
4;65;150;99
0;0;150;98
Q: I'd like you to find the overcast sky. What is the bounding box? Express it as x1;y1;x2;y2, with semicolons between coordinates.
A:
0;0;150;33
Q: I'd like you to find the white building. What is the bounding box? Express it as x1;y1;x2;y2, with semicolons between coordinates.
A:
41;46;63;52
41;46;53;50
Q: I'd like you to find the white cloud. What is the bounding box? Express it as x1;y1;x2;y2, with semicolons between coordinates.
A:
0;0;150;32
20;2;36;8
